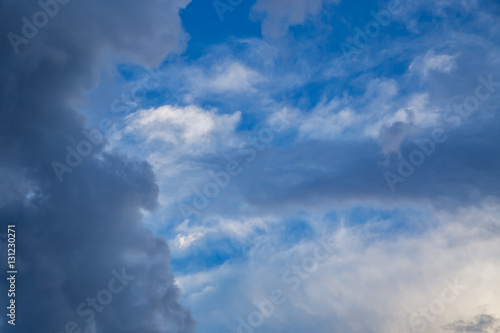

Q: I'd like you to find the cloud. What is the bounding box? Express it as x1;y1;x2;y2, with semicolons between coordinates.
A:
251;0;340;38
7;1;496;331
410;52;458;78
205;61;264;93
165;60;266;104
299;102;361;140
443;314;500;333
122;104;241;154
176;201;500;333
171;216;272;254
111;104;243;214
0;0;195;332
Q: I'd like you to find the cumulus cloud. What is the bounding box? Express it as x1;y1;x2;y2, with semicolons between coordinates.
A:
0;0;195;332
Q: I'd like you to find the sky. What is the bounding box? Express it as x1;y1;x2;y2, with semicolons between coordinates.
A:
0;0;500;332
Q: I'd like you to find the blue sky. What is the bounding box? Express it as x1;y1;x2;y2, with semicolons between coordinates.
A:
1;0;500;332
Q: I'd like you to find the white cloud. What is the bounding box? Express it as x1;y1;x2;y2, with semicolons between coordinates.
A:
299;106;360;140
410;52;458;77
174;232;205;250
176;200;500;333
122;104;241;155
170;216;273;254
251;0;340;38
210;62;263;93
183;61;264;101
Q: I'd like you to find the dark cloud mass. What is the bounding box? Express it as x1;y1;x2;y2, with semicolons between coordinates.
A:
0;0;194;332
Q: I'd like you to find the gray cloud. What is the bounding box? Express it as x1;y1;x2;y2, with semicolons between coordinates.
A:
0;0;195;332
443;314;500;333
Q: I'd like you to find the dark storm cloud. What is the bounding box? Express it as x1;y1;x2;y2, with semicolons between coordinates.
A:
0;0;194;332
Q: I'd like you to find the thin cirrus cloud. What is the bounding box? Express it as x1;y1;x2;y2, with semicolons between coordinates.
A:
251;0;341;38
